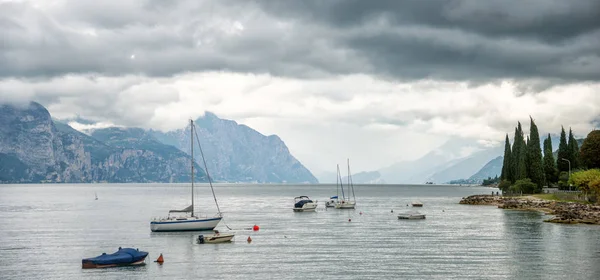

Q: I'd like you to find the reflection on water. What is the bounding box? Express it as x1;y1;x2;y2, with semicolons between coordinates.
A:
0;184;599;279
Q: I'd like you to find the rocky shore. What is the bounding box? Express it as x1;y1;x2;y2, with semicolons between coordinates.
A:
459;195;600;225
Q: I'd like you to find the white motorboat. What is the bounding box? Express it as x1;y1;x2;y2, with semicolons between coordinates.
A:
197;230;235;244
325;196;338;208
335;159;357;209
293;196;318;212
150;120;224;232
398;211;426;220
411;201;423;207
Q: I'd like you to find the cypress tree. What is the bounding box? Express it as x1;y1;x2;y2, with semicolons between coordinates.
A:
527;117;545;191
500;134;512;181
512;122;527;181
567;128;581;170
557;126;570;173
543;134;557;184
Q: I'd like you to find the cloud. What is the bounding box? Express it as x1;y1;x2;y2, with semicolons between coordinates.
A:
2;0;598;84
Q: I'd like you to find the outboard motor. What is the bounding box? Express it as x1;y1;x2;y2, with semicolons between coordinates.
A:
197;235;205;244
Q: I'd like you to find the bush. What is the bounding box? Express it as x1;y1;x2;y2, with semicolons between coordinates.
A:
498;180;511;192
558;171;570;190
513;178;538;194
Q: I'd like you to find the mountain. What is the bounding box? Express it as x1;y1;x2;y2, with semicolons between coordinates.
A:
428;146;504;183
468;156;503;181
378;138;495;184
0;102;205;183
149;112;318;184
342;171;385;184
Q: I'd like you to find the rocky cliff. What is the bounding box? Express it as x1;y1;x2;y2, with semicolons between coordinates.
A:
150;112;318;183
0;102;204;183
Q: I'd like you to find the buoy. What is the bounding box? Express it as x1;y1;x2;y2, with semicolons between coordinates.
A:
155;253;164;264
391;209;394;213
359;212;363;215
247;236;252;243
253;225;260;231
348;218;351;222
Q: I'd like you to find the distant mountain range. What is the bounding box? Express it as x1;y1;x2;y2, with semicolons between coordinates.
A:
0;102;317;184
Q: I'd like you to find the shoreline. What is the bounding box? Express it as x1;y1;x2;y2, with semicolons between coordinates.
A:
459;195;600;225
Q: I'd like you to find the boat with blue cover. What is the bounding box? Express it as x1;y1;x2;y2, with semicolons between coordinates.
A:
293;196;318;212
82;247;148;269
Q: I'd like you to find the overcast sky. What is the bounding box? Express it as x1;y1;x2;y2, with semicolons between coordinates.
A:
1;0;599;174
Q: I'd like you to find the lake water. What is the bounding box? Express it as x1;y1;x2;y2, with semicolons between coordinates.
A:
0;184;599;280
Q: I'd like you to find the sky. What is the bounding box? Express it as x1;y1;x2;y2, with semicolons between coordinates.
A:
1;0;599;174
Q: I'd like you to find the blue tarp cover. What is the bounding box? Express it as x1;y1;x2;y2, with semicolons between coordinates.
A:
330;196;338;199
294;199;313;208
83;248;148;265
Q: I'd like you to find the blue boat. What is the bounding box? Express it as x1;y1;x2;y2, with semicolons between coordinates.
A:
82;247;148;269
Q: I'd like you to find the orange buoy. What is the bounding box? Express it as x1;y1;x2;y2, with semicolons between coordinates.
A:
253;225;260;231
247;236;252;243
155;253;164;264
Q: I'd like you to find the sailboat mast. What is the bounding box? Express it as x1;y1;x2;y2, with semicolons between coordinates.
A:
347;158;350;201
338;164;345;199
336;164;339;198
190;119;194;217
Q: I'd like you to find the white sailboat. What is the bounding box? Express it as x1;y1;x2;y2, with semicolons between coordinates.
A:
335;159;356;209
150;119;223;232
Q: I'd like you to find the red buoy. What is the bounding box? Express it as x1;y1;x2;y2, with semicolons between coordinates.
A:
253;225;260;231
154;253;164;264
247;236;252;243
348;218;351;222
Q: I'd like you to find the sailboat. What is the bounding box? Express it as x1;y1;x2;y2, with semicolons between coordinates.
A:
150;119;223;232
335;159;356;209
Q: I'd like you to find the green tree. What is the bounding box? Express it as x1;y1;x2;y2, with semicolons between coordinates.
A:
543;134;557;184
557;126;570;173
500;134;512;181
580;130;600;169
512;122;527;181
526;117;545;191
567;127;581;170
512;178;537;194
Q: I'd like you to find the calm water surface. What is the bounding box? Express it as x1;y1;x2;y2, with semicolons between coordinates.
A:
0;184;599;280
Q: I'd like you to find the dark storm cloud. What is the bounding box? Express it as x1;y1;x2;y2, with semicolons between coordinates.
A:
1;0;599;84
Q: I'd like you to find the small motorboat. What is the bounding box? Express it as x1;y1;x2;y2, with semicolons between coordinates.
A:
325;196;338;208
82;247;148;269
197;230;235;244
293;196;318;212
398;211;426;220
411;201;423;207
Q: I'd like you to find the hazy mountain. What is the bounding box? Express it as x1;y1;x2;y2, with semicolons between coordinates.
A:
468;156;503;181
378;138;496;184
428;146;504;184
342;171;385;184
149;112;318;184
0;102;204;183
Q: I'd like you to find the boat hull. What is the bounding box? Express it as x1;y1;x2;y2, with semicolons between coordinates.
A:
198;233;235;244
293;203;318;212
82;259;146;269
150;217;222;232
335;201;356;209
398;215;426;219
